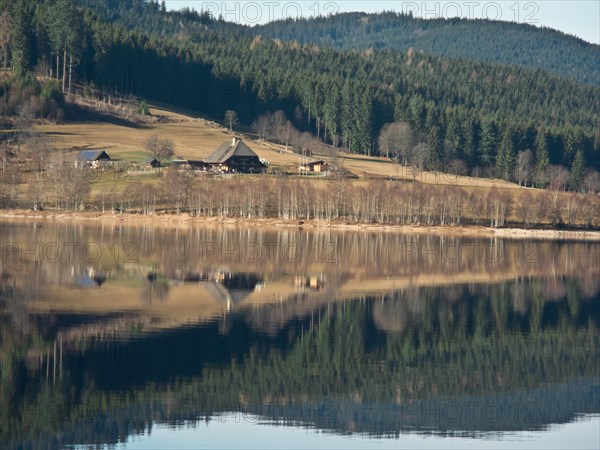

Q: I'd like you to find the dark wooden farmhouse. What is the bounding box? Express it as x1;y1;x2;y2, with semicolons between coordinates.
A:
75;150;112;168
204;138;267;173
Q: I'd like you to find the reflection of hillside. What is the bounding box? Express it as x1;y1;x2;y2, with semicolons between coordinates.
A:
1;221;600;448
11;269;600;342
0;293;598;449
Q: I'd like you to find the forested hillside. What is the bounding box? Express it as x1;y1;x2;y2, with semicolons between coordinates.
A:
258;12;600;86
1;0;599;189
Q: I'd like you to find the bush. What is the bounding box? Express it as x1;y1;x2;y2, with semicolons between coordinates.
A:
41;80;63;104
138;100;150;116
83;81;98;99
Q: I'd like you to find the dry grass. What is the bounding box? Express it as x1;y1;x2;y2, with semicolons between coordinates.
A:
33;103;304;167
30;102;526;190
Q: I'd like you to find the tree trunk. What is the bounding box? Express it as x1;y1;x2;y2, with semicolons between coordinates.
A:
56;53;60;80
62;48;67;94
68;54;73;98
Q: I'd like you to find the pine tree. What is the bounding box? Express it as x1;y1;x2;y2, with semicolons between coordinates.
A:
496;126;515;181
428;126;444;171
479;118;498;170
569;149;585;192
11;1;36;73
393;94;409;122
408;95;426;132
534;127;550;188
341;79;354;151
353;85;372;154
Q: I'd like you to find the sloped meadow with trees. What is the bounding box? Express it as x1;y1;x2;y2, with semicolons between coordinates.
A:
0;0;599;229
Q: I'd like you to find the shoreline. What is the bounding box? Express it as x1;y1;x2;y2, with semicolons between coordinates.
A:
1;209;600;241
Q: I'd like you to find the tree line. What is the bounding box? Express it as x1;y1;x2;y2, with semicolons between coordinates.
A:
3;157;598;229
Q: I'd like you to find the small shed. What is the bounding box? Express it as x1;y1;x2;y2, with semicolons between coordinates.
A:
300;160;327;173
145;158;161;169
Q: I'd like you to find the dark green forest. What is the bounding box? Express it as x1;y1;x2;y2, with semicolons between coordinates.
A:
1;0;599;187
258;12;600;86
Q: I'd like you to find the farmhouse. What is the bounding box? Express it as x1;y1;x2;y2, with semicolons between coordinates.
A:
75;150;112;168
204;138;267;173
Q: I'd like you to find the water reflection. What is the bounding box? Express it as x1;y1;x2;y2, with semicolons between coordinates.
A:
0;220;598;449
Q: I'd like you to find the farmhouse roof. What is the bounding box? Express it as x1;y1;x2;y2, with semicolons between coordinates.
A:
76;150;111;161
302;160;326;166
204;138;258;164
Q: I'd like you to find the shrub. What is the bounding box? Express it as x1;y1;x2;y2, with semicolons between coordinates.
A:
138;100;150;116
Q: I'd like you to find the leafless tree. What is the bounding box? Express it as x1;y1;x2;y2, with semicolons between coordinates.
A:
582;169;600;194
59;164;90;211
269;110;288;143
224;110;239;132
447;159;468;176
549;165;570;191
145;134;174;162
580;196;600;229
161;166;194;213
293;130;322;157
487;188;512;228
0;160;21;208
378;122;414;162
125;183;156;215
515;149;533;187
22;132;50;174
410;142;429;171
516;192;534;227
562;194;581;227
162;166;184;213
252;115;270;140
530;193;549;225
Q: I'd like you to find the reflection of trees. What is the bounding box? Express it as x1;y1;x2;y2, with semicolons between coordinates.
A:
141;276;170;304
3;222;600;287
0;284;598;448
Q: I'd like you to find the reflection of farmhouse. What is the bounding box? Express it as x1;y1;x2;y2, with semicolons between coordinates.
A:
203;138;267;173
75;150;112;168
295;274;326;290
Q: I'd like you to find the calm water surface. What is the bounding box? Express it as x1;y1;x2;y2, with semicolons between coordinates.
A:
0;220;598;449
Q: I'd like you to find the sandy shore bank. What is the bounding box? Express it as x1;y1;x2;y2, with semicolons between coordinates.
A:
1;209;600;241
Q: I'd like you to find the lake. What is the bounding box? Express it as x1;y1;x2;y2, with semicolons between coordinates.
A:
0;220;598;449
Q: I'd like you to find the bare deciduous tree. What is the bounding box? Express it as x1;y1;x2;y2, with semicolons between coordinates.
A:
487;188;512;228
515;149;533;187
252;115;270;140
224;110;239;132
549;165;570;191
410;142;429;171
582;169;600;194
378;122;414;163
517;192;534;227
145;134;174;162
